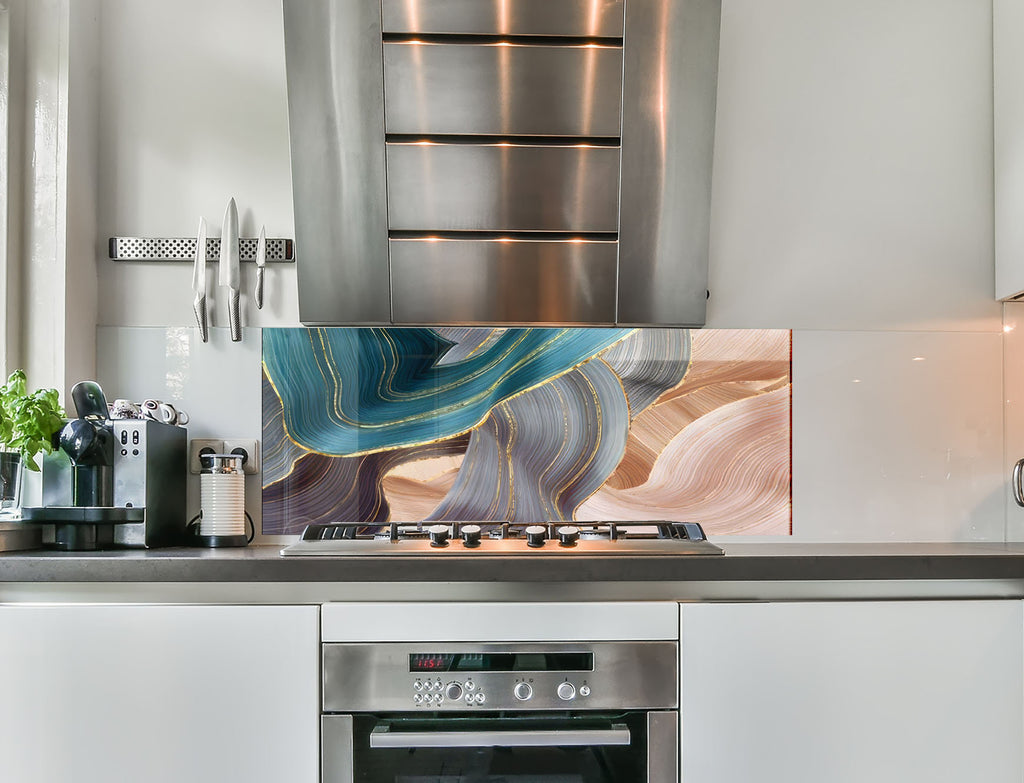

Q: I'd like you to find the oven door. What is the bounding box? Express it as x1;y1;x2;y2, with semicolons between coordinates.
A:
323;711;677;783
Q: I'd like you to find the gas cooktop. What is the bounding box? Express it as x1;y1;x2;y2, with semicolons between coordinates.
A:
280;521;723;557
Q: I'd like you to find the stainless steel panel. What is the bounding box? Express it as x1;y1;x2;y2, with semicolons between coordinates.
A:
386;143;620;232
322;641;678;712
382;0;625;37
283;0;392;325
283;529;722;555
384;42;622;137
389;238;616;323
321;715;354;783
647;712;679;783
617;0;721;326
369;724;631;748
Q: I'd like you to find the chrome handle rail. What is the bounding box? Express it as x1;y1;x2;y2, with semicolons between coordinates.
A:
369;723;631;749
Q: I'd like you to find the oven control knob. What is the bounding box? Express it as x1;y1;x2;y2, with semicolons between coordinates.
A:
461;524;482;548
556;682;576;701
428;524;450;547
445;682;463;701
525;525;547;548
514;682;533;701
557;525;580;546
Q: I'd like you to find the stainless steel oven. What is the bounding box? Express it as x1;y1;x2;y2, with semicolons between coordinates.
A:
321;641;678;783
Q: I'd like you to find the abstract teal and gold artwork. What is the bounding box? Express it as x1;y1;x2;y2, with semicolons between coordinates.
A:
262;327;791;535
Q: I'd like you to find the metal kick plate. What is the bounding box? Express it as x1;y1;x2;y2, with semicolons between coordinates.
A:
384;42;623;137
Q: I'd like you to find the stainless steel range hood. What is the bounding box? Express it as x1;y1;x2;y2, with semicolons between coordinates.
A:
283;0;721;326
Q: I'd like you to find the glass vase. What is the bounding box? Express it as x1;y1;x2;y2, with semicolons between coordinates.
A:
0;451;23;518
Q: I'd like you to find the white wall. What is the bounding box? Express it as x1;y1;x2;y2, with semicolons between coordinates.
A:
96;0;296;328
91;0;1005;541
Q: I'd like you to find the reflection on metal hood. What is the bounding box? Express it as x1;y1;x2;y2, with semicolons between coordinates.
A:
283;0;721;326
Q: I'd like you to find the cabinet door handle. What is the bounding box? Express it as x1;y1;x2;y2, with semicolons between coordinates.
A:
369;723;631;749
1013;458;1024;507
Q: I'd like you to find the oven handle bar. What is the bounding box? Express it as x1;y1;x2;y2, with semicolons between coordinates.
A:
369;723;631;748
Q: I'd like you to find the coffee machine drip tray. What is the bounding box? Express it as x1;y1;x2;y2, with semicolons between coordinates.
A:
20;506;146;551
21;507;145;524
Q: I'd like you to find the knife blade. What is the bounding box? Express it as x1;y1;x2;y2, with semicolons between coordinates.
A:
191;217;209;342
254;224;266;310
219;197;241;342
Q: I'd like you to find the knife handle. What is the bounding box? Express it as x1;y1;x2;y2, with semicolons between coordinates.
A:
255;267;265;310
193;294;209;343
228;289;241;342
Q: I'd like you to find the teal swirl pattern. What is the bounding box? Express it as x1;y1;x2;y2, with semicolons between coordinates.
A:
427;358;630;522
262;327;632;457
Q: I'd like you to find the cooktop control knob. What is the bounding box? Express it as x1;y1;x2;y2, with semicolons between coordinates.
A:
557;682;576;701
428;524;450;547
525;525;547;548
461;524;482;548
514;682;533;701
557;525;580;547
445;682;463;701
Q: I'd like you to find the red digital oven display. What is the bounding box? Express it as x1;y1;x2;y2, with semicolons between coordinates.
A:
410;654;456;672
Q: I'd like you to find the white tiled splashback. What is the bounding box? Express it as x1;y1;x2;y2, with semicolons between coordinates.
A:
1003;302;1024;541
97;326;1008;543
96;327;268;539
791;331;1003;542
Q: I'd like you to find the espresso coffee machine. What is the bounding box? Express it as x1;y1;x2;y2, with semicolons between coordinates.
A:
23;381;187;550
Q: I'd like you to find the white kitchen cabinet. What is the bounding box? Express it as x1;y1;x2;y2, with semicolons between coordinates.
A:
996;0;1024;299
0;604;319;783
679;601;1023;783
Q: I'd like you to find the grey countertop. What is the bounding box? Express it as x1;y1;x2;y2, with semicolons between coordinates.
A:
2;542;1024;586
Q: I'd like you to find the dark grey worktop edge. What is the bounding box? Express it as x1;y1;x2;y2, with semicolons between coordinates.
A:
1;543;1024;583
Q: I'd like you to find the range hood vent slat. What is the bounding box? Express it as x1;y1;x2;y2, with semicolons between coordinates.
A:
382;33;623;47
388;231;619;242
385;135;621;147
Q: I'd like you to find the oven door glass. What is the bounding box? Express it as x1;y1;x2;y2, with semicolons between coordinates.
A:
335;713;652;783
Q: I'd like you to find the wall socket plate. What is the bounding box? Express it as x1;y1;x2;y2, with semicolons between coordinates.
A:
189;439;224;474
188;438;260;475
223;438;260;475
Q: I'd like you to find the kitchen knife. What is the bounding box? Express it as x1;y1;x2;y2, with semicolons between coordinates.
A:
192;216;209;342
219;197;241;342
254;224;266;310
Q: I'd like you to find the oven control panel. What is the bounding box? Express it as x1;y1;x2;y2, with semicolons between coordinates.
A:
409;674;592;708
323;641;677;713
412;676;495;707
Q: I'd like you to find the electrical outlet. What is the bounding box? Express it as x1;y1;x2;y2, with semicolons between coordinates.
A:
223;438;260;475
189;439;224;474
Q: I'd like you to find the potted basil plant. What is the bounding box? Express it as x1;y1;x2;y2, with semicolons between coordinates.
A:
0;370;65;516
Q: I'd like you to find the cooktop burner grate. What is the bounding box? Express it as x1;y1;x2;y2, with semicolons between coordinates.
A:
280;521;723;557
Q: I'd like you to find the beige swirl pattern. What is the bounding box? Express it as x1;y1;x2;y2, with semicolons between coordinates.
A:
578;386;791;534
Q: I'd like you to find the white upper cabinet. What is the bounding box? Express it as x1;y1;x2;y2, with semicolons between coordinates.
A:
996;0;1024;299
